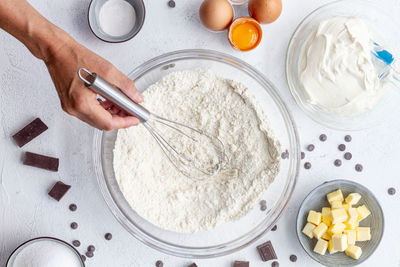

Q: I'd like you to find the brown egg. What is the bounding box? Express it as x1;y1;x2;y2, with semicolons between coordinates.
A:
199;0;234;31
248;0;282;24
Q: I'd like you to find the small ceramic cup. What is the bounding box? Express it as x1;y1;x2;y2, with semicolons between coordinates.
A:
88;0;146;43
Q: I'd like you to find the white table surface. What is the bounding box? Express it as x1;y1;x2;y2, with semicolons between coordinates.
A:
1;0;400;266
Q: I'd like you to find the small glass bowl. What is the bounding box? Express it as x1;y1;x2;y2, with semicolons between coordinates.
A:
296;180;384;266
286;0;400;131
6;237;85;267
93;49;300;258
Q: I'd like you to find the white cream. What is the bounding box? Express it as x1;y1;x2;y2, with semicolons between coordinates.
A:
299;17;386;116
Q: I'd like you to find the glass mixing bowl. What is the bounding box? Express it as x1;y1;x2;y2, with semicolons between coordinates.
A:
93;49;299;258
286;0;400;131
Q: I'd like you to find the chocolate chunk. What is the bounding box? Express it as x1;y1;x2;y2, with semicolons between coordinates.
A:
355;164;363;172
307;144;315;151
344;152;352;160
168;0;176;7
281;150;289;159
334;159;342;167
338;144;346;151
70;222;78;229
271;225;277;231
48;181;71;201
105;233;113;240
23;152;59;172
388;187;396;195
81;255;86;262
12;118;48;147
234;261;249;267
72;240;81;247
257;241;277;262
260;200;267;206
188;264;197;267
156;260;164;267
69;203;77;211
271;261;279;267
87;245;95;252
344;135;352;142
301;152;305;160
289;254;297;262
260;205;267;211
304;162;311;169
85;251;94;258
319;134;327;142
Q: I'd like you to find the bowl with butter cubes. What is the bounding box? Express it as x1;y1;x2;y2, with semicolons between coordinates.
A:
296;179;384;266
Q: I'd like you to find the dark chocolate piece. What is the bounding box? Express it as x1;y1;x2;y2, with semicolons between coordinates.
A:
271;261;279;267
334;159;342;167
307;144;315;151
388;187;396;195
344;135;352;142
257;241;277;262
355;164;363;172
260;200;267;206
289;254;297;262
85;251;94;258
338;144;346;151
234;261;249;267
23;152;59;172
168;0;176;7
156;260;164;267
301;152;305;160
344;152;352;160
271;225;277;231
72;240;81;247
81;255;86;262
304;162;311;169
12;118;48;147
260;205;267;211
48;181;71;201
105;233;113;240
88;245;95;252
319;134;327;142
69;203;77;211
188;263;198;267
281;150;289;159
70;222;78;229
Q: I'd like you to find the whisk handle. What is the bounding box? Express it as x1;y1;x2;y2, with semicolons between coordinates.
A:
77;68;151;122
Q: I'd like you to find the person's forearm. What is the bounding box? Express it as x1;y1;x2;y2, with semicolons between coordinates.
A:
0;0;71;61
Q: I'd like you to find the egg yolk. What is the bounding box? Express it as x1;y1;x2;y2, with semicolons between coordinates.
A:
231;22;259;51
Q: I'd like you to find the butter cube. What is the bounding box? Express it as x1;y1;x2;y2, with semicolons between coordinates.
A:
356;205;371;222
331;208;348;224
328;222;346;235
332;234;348;252
302;222;316;239
345;245;362;260
328;239;337;254
331;200;343;209
321;207;332;226
321;231;331;241
342;203;351;210
345;193;362;205
345;220;359;230
327;189;344;203
356;227;371;241
307;210;322;225
313;238;328;255
344;229;356;245
348;208;358;219
313;222;328;239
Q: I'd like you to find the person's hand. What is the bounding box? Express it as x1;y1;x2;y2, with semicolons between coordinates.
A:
44;37;143;130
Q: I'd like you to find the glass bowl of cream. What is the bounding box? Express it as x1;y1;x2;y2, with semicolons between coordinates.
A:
286;0;400;130
93;49;300;258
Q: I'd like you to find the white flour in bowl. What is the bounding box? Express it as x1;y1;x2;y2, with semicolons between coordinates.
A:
113;70;280;233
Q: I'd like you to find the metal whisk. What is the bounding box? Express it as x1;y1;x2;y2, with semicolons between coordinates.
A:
78;68;228;181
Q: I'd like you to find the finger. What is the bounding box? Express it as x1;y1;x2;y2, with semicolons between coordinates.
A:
99;100;113;110
104;68;144;103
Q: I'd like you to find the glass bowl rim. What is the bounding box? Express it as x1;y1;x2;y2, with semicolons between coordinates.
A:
93;49;300;258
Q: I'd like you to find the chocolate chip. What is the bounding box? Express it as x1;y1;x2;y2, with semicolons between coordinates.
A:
319;134;327;142
168;0;175;7
307;144;315;151
188;263;198;267
338;144;346;151
70;222;78;229
355;164;363;172
234;261;249;267
81;255;86;262
260;205;267;211
271;225;277;231
23;152;59;172
87;245;95;252
304;162;311;169
388;187;396;195
257;241;277;262
301;152;305;160
344;152;352;160
72;240;80;247
105;233;113;240
48;181;71;201
69;203;77;211
289;254;297;262
156;260;164;267
85;251;94;258
271;261;279;267
334;159;342;167
12;118;48;147
344;135;352;142
281;150;289;159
